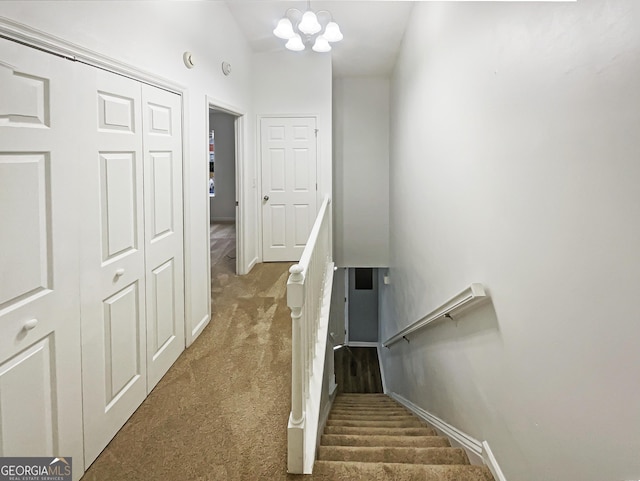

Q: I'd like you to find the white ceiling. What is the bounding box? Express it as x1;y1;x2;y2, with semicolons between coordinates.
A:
223;1;414;77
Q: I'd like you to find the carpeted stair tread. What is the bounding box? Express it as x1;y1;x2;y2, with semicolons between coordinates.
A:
313;461;495;481
332;403;403;409
318;446;469;464
321;434;451;448
315;394;495;480
326;418;424;428
334;399;400;405
329;411;411;418
331;406;411;413
332;402;409;408
332;404;407;412
331;403;409;413
334;397;400;404
332;404;403;410
336;394;391;398
335;396;399;401
330;406;410;412
329;413;418;421
324;426;439;436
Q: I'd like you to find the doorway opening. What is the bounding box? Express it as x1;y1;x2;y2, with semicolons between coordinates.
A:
207;100;244;293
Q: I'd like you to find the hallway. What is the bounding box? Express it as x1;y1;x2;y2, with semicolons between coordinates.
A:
83;230;295;480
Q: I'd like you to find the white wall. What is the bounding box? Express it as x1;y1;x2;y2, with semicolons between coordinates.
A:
210;111;237;222
380;1;640;481
252;50;332;259
0;1;257;342
333;77;390;267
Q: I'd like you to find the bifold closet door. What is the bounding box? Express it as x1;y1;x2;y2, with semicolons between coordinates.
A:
78;67;148;467
78;69;186;466
0;37;85;478
141;85;185;391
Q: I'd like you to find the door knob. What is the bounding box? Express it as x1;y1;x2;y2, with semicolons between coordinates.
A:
115;268;125;278
23;318;38;331
263;195;270;201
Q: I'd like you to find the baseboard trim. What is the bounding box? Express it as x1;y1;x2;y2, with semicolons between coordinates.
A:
246;256;259;274
347;341;378;347
210;217;236;223
316;386;337;455
390;392;483;464
482;441;507;481
188;314;210;346
376;344;388;394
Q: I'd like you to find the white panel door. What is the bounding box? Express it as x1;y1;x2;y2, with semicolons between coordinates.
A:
77;67;148;467
0;38;84;478
141;84;185;391
261;117;317;261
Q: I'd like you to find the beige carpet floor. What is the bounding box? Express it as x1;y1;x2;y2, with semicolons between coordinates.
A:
83;223;302;480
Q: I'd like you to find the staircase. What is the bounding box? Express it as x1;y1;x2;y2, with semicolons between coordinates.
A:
313;393;495;481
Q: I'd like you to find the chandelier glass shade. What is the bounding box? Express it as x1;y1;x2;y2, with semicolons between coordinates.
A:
273;5;343;53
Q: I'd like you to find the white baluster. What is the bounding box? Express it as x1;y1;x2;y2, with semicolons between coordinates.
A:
287;263;305;427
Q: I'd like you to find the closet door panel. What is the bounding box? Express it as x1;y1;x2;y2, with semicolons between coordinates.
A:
0;37;84;479
142;85;185;391
100;152;139;259
0;337;55;456
78;67;147;467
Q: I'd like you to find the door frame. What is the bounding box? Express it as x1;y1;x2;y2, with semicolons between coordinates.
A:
344;267;350;344
257;113;320;263
205;97;248;322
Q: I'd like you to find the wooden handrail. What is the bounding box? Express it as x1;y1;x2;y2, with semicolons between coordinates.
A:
297;195;331;270
383;283;489;347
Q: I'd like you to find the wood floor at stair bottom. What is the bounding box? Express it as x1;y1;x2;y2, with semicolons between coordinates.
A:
314;394;495;481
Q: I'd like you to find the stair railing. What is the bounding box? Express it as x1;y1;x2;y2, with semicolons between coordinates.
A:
287;195;334;474
382;283;489;347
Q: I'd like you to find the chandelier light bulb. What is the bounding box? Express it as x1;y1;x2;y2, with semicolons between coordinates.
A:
273;6;342;53
285;34;305;52
323;21;343;42
298;11;321;35
312;36;331;53
273;17;295;39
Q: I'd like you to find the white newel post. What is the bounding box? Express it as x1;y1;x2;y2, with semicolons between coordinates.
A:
287;264;305;473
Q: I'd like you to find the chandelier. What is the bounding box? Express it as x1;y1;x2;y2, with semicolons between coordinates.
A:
273;2;343;53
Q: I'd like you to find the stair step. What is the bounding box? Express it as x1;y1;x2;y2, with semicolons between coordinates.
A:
336;394;389;398
321;434;450;448
335;395;394;399
332;404;408;410
313;461;495;481
318;446;468;464
332;405;401;411
324;426;438;436
332;403;407;410
318;394;493;479
332;403;401;409
334;397;397;403
330;410;410;418
326;419;424;428
329;413;417;421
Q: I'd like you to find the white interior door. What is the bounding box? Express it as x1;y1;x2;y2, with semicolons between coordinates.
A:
141;84;185;391
78;67;148;467
261;117;317;262
0;38;84;478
